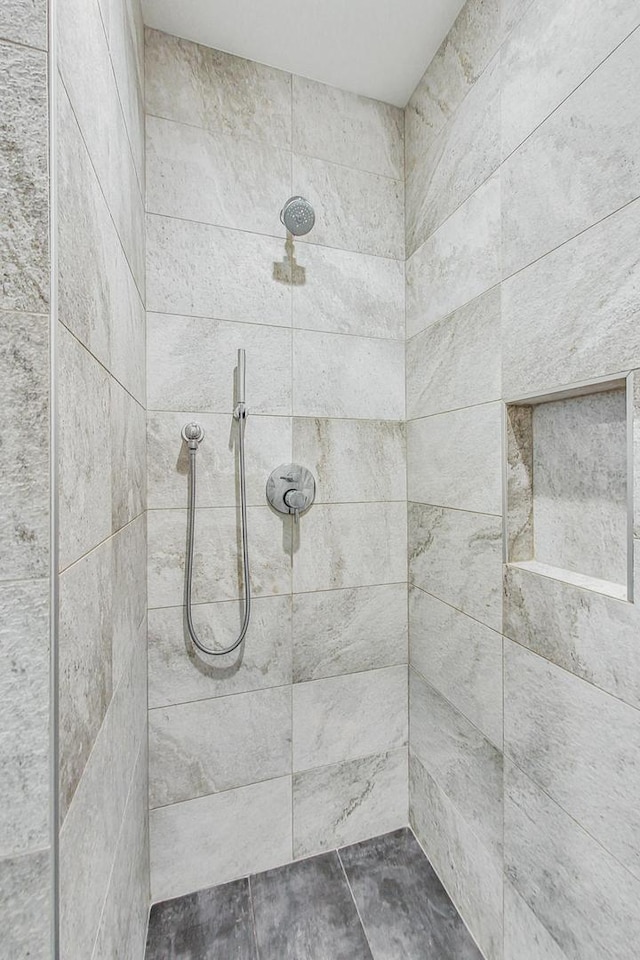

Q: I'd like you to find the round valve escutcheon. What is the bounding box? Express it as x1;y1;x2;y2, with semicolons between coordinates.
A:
266;464;316;523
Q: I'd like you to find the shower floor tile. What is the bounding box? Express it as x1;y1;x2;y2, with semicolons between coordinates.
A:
145;828;482;960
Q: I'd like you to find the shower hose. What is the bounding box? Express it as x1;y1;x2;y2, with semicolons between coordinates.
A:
184;409;251;655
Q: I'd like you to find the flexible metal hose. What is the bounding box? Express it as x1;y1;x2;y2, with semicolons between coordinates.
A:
184;410;251;656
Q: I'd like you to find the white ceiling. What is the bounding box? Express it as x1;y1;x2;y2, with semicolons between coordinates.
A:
141;0;467;107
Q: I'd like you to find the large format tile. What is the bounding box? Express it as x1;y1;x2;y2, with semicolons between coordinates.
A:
502;197;640;398
406;286;501;420
292;751;407;859
505;640;640;879
293;583;407;683
150;777;293;901
292;502;406;593
0;0;47;48
145;28;292;148
292;75;403;179
0;848;51;960
341;829;483;960
409;586;503;748
146;878;257;960
0;40;48;314
505;760;640;960
146;215;291;325
292;666;407;771
149;687;291;807
292;418;406;503
148;595;292;708
110;381;146;532
409;502;502;631
504;882;568;960
250;851;373;960
293;330;404;420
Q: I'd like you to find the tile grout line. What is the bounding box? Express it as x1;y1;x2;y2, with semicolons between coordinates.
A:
247;876;261;960
336;850;376;959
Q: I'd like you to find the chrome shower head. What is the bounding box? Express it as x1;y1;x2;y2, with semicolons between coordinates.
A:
280;196;315;236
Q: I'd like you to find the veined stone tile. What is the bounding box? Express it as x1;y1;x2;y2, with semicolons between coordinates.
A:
502;0;640;158
502;198;640;398
503;27;640;277
406;175;500;338
144;28;292;148
149;687;291;807
410;671;503;861
0;0;47;48
292;666;407;771
110;382;146;532
292;502;406;594
635;372;640;540
409;585;503;748
293;583;407;683
292;330;405;420
406;287;501;420
148;595;292;709
505;639;640;879
150;777;293;901
146;214;292;326
504;556;640;711
502;0;536;37
407;403;502;515
111;513;147;687
410;753;503;960
147;506;291;608
0;848;51;959
292;750;408;858
504;760;640;960
294;154;404;260
291;243;404;340
292;75;404;179
146;115;290;236
0;40;48;314
147;313;292;416
292;418;406;503
409;502;502;631
504;882;568;960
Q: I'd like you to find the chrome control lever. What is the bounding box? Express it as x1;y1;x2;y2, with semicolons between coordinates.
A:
266;464;316;522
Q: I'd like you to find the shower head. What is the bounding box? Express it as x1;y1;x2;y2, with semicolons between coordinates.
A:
280;196;315;236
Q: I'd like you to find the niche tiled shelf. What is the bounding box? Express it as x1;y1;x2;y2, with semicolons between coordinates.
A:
505;374;634;602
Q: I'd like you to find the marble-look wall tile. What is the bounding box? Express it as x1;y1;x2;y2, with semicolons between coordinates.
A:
293;418;406;503
0;312;49;581
502;0;536;37
504;760;640;960
0;0;47;48
149;687;291;807
150;776;293;901
410;585;503;749
410;754;503;960
110;383;146;532
502;198;640;398
292;502;406;593
504;544;640;712
0;580;49;857
145;28;292;148
503;27;640;277
406;174;500;337
293;154;404;260
146;116;290;236
146;214;291;326
504;882;568;960
291;243;404;340
0;40;48;313
0;848;51;960
292;665;407;771
148;595;292;708
293;584;407;683
148;505;291;608
293;750;408;858
635;372;640;540
505;640;640;879
409;502;502;631
147;313;292;416
292;76;404;179
111;514;147;687
407;403;502;515
410;671;503;861
406;287;501;420
292;331;404;420
502;0;640;157
148;411;292;509
505;404;533;563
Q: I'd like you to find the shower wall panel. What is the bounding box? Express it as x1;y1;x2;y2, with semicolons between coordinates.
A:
144;28;408;902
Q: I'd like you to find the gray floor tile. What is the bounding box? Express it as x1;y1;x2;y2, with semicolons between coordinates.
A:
145;878;257;960
339;828;483;960
250;851;374;960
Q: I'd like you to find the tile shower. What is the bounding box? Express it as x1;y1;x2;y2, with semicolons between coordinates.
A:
1;0;640;958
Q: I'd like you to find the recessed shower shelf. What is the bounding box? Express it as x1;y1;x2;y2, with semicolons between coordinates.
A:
510;559;628;602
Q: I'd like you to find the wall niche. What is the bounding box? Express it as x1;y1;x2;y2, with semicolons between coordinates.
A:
505;375;633;601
